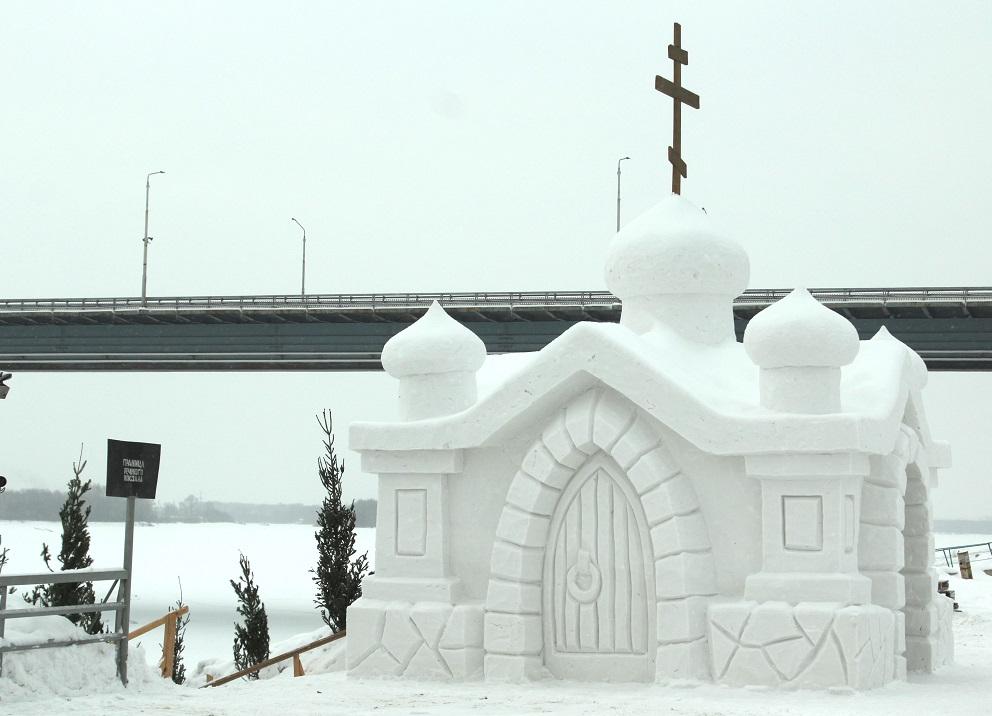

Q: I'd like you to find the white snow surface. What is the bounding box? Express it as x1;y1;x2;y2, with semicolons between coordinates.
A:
3;525;991;714
0;521;376;678
381;301;486;377
743;287;860;368
0;610;165;704
604;194;749;299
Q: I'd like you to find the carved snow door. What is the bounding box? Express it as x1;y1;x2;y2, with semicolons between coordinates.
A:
543;455;655;681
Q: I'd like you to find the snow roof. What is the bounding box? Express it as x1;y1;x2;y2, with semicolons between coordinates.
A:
351;316;944;464
352;196;947;468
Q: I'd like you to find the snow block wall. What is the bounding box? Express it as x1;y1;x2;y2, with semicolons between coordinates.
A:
346;195;953;690
347;601;483;679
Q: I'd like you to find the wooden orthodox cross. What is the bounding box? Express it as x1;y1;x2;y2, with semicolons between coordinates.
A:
655;22;700;195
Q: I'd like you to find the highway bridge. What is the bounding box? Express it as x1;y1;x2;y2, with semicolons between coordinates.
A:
0;288;990;371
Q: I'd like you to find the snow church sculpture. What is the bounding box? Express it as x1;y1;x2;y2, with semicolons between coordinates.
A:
346;194;953;689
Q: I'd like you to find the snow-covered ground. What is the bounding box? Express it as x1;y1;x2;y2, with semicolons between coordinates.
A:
0;521;376;671
2;523;991;715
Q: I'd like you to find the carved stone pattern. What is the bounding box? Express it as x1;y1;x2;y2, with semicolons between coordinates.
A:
709;602;895;689
348;601;484;680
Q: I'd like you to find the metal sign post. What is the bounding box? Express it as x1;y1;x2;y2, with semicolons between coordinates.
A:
106;438;161;685
115;495;136;684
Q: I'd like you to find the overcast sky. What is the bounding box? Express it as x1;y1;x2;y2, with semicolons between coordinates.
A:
1;2;990;520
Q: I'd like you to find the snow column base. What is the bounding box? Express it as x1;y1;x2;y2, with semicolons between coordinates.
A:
905;595;954;672
346;599;484;680
708;601;896;690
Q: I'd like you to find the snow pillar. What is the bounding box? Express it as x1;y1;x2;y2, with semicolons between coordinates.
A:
359;449;463;602
380;301;486;422
346;302;487;679
705;287;896;689
743;453;872;605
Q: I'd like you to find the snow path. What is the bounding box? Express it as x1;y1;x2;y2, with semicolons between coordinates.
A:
5;651;992;716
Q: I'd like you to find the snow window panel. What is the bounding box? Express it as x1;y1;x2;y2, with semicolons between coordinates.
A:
395;488;428;557
781;495;823;552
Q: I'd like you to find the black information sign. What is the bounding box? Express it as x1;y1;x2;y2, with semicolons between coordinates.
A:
106;439;161;499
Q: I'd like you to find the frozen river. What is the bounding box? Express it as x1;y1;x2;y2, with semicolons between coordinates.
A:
0;521;376;670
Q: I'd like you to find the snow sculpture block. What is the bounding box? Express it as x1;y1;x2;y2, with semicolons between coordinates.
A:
709;601;895;689
346;195;952;691
348;600;484;680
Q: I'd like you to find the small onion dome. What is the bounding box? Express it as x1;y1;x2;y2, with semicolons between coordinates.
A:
744;288;859;369
381;301;486;378
872;325;928;389
604;194;749;301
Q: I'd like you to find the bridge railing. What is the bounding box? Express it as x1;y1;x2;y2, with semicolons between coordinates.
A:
3;287;992;313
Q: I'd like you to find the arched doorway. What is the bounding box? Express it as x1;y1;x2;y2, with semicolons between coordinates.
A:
483;387;718;682
543;453;655;681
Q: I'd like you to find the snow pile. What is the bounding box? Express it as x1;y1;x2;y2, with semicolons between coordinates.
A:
188;624;346;687
0;604;168;705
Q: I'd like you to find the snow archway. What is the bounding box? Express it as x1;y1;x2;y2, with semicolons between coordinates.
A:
483;387;718;681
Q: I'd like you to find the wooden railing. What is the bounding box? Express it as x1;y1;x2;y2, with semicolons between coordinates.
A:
203;629;346;687
127;605;189;679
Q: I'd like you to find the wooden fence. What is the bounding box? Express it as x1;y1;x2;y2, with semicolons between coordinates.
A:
203;630;346;687
128;605;189;679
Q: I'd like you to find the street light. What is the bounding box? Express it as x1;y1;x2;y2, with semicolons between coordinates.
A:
141;170;166;305
616;156;630;232
291;218;306;297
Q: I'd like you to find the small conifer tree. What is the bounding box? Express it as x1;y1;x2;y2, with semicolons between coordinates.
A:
170;582;189;685
311;410;368;632
231;553;270;679
27;446;103;635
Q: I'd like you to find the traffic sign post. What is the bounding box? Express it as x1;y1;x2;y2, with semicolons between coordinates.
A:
106;439;161;685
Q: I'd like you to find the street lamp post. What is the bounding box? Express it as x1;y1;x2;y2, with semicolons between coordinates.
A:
141;171;165;305
616;156;630;232
291;218;306;297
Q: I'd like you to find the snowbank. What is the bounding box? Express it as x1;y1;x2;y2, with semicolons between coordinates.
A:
0;605;167;706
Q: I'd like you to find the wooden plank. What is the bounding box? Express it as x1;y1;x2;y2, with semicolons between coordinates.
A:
614;483;631;653
564;494;579;651
1;602;125;620
628;505;647;655
578;478;597;651
667;44;688;65
596;471;614;651
959;551;973;579
161;611;178;678
293;653;305;677
203;630;346;688
129;604;189;640
654;76;700;109
667;146;688;178
554;519;566;650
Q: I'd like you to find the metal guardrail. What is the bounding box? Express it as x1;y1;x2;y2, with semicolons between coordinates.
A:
936;541;992;568
0;566;129;677
1;287;991;313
